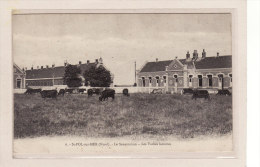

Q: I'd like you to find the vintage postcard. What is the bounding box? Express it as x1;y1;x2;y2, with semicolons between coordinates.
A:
12;11;236;158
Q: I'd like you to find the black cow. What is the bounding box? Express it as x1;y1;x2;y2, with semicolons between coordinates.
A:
40;90;58;99
122;88;129;96
65;88;74;94
78;88;86;94
151;89;163;94
99;89;115;101
192;90;210;100
93;88;103;95
58;89;66;96
216;89;232;96
87;89;94;96
24;88;42;94
182;88;194;95
88;88;103;96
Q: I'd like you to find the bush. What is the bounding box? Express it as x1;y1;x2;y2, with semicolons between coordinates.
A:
63;65;82;87
83;66;112;87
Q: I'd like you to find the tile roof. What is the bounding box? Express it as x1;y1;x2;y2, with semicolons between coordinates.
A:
140;60;172;72
26;63;97;79
139;55;232;72
194;55;232;69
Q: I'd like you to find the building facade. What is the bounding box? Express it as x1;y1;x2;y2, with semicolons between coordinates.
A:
25;58;113;87
13;63;26;89
137;50;232;93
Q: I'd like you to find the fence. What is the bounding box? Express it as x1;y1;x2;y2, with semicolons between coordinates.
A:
14;86;221;94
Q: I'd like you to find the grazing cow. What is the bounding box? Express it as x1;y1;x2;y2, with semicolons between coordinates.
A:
151;89;163;94
58;89;66;96
40;90;58;99
87;89;93;96
78;88;86;94
122;88;129;96
181;88;194;95
24;88;42;94
65;88;74;94
99;89;115;101
216;89;232;96
93;88;103;95
192;90;210;100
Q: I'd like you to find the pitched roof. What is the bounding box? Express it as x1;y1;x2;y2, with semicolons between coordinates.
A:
140;60;172;72
194;55;232;69
26;63;97;79
14;63;25;74
139;55;232;73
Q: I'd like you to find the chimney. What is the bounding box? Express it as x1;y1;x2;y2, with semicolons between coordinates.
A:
165;66;169;71
99;57;103;64
64;61;67;66
202;49;206;58
95;59;98;64
87;60;90;64
193;50;198;60
156;58;158;62
41;66;43;69
31;66;33;70
22;68;25;72
217;52;220;57
46;65;49;69
186;51;190;59
79;61;82;65
52;64;55;68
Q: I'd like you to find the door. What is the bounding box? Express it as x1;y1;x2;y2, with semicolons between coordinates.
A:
17;79;21;88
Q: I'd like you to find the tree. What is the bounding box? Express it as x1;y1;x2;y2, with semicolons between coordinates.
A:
83;66;112;87
63;65;82;87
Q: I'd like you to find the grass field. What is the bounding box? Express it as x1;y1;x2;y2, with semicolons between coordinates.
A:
14;93;232;139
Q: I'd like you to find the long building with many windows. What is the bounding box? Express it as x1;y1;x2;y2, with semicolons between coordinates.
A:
24;58;113;87
136;50;232;93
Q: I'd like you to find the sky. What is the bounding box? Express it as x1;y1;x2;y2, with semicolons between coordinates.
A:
13;13;231;85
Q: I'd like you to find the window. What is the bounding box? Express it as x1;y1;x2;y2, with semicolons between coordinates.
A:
149;77;152;83
156;76;160;87
218;74;224;81
218;74;224;89
229;74;232;82
163;76;167;83
148;77;152;86
207;75;213;87
163;76;167;86
189;75;193;82
188;75;193;87
198;75;202;87
142;77;145;87
173;75;178;82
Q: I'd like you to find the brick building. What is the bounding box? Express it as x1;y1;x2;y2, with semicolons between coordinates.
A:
137;50;232;93
13;63;26;89
25;58;113;87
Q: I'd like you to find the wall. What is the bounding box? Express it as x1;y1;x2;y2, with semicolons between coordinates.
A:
13;74;25;89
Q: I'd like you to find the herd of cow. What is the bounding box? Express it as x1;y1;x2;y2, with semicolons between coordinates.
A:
24;87;129;101
23;87;231;101
182;88;231;100
150;88;231;100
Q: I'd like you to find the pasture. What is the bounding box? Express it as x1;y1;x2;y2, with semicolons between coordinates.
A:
14;93;232;139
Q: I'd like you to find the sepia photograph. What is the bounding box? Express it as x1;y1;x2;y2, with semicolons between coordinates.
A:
12;12;233;157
